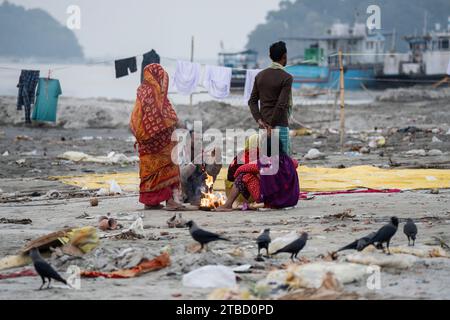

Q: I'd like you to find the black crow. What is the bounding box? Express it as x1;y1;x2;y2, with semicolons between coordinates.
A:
186;220;229;251
367;217;399;254
256;229;271;256
403;218;418;246
29;248;67;290
273;232;308;261
337;232;377;252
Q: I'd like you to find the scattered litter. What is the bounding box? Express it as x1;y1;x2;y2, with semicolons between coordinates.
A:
0;218;32;225
427;149;443;156
58;151;138;164
15;135;32;141
98;214;119;231
426;176;437;181
406;149;426;157
45;190;61;199
432;136;442;143
96;188;110;196
167;213;187;228
232;265;252;273
182;265;237;289
15;159;26;165
388;245;449;258
128;217;145;236
304;149;325;160
446;129;450;135
0;269;37;280
109;180;123;194
0;227;100;271
368;136;385;149
20;150;38;156
346;252;417;269
290;128;313;137
259;262;367;290
81;253;170;279
344;152;361;157
2;151;9;157
113;230;144;240
278;272;360;300
324;209;355;220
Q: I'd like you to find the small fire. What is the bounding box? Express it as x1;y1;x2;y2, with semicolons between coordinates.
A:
200;174;226;210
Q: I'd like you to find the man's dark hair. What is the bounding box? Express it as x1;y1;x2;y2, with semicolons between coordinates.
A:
270;41;287;62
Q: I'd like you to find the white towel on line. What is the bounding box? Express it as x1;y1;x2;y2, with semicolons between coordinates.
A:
173;60;201;95
244;69;262;101
202;65;232;99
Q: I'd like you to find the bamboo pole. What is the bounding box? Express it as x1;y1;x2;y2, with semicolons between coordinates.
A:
338;49;345;153
189;36;195;107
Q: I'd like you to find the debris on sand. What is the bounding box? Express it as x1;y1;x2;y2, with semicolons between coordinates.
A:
258;262;367;291
58;151;138;165
167;213;187;229
182;265;237;289
0;218;32;225
278;272;360;300
345;252;417;269
428;149;443;156
80;252;170;279
304;149;326;160
406;149;427;157
324;209;355;220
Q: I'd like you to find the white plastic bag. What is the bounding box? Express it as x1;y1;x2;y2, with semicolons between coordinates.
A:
182;265;237;289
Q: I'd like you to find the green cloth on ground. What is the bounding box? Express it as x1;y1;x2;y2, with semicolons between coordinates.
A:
32;78;62;123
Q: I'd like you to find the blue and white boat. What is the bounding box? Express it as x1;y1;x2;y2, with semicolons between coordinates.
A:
285;23;385;90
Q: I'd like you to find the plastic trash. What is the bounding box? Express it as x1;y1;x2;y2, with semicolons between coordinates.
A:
127;217;145;237
304;149;325;160
432;136;442;143
259;262;367;290
182;265;237;289
428;149;443;156
406;149;426;156
109;180;123;194
2;151;9;157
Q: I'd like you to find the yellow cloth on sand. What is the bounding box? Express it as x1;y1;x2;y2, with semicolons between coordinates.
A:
54;165;450;193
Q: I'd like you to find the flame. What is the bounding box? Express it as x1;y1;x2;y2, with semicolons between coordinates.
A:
200;174;226;209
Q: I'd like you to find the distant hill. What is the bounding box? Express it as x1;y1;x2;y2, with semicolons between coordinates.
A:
246;0;450;62
0;1;84;60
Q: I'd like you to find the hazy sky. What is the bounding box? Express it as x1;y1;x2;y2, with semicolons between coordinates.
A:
9;0;282;60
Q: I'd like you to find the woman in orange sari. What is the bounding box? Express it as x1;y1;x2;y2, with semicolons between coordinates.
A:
130;64;183;210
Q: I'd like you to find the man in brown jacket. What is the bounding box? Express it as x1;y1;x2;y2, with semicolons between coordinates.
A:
248;41;293;155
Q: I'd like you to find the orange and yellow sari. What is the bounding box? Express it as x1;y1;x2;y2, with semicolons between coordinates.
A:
130;64;180;206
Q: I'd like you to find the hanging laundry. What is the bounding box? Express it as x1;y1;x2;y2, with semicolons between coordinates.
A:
115;57;137;78
16;70;40;124
32;78;62;123
141;50;161;83
447;58;450;75
244;69;262;101
173;60;201;95
202;65;232;99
